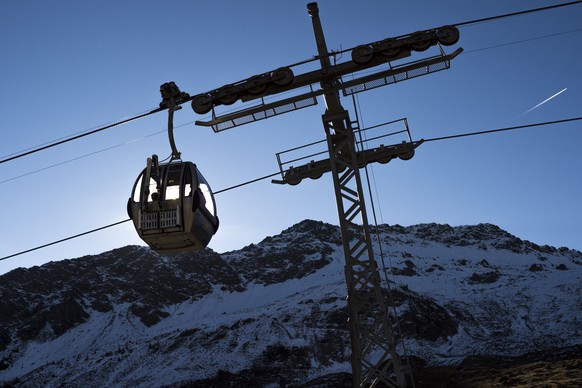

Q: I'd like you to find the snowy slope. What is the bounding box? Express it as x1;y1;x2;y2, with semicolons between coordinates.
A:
0;220;580;387
374;223;581;364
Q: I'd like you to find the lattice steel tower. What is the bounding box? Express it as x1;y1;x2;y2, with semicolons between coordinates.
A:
165;2;462;386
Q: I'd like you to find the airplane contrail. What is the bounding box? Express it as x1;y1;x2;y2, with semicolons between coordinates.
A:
520;88;567;116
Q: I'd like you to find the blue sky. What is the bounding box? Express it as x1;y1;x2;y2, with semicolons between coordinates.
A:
1;0;581;274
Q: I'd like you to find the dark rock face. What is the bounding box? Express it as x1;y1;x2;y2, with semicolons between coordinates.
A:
392;259;419;276
222;220;340;285
0;219;580;387
0;246;245;349
467;270;501;284
396;290;459;342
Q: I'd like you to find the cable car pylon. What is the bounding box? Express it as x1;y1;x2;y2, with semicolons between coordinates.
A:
308;4;410;386
153;2;462;386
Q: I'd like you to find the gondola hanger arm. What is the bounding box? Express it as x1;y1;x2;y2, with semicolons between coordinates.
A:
159;82;190;161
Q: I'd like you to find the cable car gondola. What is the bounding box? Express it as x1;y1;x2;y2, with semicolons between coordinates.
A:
127;82;219;253
128;156;218;253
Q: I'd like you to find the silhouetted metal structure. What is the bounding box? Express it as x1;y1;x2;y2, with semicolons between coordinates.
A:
160;3;462;386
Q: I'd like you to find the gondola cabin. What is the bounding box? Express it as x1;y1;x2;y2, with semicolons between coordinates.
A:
128;159;219;254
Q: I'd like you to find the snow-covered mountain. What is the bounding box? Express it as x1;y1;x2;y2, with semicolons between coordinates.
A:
0;220;580;387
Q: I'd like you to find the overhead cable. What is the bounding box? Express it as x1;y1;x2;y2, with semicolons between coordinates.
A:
0;128;172;185
423;117;582;143
2;1;581;168
0;220;131;262
0;108;162;165
1;115;580;263
213;172;281;195
0;171;280;262
462;28;582;54
452;0;582;28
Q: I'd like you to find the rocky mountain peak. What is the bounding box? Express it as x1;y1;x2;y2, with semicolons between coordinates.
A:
0;220;580;387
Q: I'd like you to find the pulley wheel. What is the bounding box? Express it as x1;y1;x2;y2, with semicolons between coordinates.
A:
398;149;415;160
284;169;302;185
308;165;323;180
245;75;268;95
351;45;374;65
309;172;323;180
378;156;394;164
191;94;213;114
217;85;239;105
436;25;459;46
378;39;401;59
272;67;294;87
409;32;431;52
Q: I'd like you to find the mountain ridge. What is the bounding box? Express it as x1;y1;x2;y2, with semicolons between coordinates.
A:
1;219;580;386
